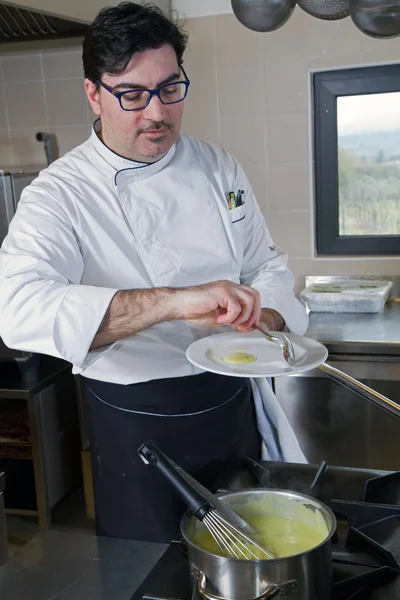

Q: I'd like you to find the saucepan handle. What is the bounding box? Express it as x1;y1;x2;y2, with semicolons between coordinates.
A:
197;571;297;600
137;441;211;519
318;362;400;419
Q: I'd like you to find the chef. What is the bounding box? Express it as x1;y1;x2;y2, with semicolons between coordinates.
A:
0;2;308;542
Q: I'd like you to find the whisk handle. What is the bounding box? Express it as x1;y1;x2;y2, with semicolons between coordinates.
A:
138;441;211;520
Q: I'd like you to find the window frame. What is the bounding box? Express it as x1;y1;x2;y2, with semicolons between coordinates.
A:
314;63;400;256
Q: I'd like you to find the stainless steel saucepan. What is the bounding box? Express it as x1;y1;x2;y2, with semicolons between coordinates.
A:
181;488;336;600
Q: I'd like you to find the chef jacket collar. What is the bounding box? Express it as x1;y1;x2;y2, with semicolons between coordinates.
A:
89;118;177;183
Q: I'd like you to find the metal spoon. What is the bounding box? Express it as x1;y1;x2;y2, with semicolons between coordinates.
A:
253;324;296;367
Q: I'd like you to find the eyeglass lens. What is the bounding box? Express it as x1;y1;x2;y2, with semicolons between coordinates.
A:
120;82;187;110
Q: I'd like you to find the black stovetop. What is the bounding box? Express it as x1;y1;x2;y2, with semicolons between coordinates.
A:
132;460;400;600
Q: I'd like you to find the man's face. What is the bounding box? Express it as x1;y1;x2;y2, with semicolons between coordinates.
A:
85;44;185;162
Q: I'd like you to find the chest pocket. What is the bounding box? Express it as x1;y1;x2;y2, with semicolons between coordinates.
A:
229;203;246;260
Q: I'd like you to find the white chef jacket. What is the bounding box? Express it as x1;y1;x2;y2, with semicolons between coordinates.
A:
0;122;308;384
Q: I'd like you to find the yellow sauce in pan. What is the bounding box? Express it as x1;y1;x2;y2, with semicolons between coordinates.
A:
193;515;326;560
222;352;257;364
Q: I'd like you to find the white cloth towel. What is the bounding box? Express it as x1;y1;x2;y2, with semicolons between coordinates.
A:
251;378;308;464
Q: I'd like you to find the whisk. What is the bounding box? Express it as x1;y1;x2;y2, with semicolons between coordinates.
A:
137;442;275;560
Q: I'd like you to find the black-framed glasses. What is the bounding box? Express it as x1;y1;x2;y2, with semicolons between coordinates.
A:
96;66;190;111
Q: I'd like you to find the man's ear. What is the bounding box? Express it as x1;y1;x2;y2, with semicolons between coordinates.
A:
85;79;101;116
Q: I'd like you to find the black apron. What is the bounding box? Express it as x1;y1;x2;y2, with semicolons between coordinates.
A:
85;372;261;543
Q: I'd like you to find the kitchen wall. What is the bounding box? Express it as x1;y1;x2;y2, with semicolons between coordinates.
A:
0;6;399;292
180;7;400;293
172;0;231;17
0;44;91;168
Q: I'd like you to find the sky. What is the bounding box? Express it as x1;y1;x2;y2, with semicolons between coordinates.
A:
337;91;400;134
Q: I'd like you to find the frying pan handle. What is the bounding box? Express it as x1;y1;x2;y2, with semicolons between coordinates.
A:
197;571;297;599
318;362;400;419
137;441;211;519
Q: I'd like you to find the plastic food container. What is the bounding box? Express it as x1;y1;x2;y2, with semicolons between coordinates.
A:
300;279;393;314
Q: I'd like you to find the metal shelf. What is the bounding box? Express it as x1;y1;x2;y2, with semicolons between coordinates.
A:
0;358;81;529
0;446;32;460
5;508;37;517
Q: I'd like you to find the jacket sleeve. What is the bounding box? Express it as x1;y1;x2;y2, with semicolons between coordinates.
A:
0;185;119;369
235;163;309;336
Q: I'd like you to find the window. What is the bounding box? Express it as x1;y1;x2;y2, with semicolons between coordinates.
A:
314;64;400;255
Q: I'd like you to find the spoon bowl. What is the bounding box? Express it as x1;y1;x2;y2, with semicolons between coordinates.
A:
253;324;296;367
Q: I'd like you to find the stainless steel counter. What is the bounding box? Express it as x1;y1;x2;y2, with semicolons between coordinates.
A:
0;531;167;600
275;290;400;471
305;301;400;355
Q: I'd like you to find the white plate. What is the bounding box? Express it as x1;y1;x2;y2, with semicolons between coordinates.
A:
186;331;328;378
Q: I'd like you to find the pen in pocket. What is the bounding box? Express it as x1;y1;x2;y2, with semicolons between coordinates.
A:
236;190;244;206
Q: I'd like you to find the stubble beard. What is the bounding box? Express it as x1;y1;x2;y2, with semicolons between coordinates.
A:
137;128;177;161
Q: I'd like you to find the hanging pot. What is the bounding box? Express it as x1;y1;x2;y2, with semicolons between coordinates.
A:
298;0;350;20
231;0;297;32
351;0;400;38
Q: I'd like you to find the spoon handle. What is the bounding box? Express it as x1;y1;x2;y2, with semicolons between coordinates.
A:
253;324;279;343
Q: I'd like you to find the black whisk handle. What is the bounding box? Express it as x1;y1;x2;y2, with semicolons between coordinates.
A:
138;441;210;520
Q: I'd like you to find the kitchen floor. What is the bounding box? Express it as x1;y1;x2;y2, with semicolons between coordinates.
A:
6;486;94;558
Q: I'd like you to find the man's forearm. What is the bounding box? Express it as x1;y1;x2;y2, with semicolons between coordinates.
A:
90;288;178;350
90;280;266;352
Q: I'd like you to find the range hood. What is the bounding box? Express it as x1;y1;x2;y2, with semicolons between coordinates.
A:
0;2;88;42
0;1;171;44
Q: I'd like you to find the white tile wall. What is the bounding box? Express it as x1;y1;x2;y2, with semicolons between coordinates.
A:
182;9;400;290
0;12;399;290
0;47;92;168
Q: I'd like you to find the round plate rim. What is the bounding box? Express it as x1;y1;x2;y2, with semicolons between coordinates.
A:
186;331;328;378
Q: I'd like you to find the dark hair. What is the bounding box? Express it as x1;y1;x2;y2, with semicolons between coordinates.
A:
82;2;188;83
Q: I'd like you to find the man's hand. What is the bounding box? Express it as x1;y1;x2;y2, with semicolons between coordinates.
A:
174;280;261;330
235;307;285;333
